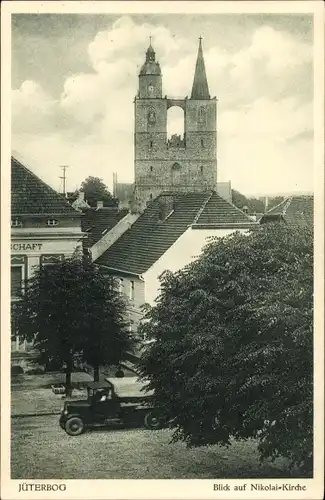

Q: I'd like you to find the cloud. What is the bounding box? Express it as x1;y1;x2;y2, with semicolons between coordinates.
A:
12;16;313;195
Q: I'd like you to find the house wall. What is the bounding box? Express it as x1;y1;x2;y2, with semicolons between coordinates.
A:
11;228;83;281
143;227;247;305
102;227;248;336
11;217;84;351
104;272;145;333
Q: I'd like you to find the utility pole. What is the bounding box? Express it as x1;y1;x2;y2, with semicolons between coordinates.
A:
59;166;69;196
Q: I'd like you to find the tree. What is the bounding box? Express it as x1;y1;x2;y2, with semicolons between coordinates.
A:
231;190;285;214
80;176;118;207
232;190;265;213
139;223;313;474
14;256;134;394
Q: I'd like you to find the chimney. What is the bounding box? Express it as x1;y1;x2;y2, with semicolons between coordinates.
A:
265;196;269;212
97;201;104;209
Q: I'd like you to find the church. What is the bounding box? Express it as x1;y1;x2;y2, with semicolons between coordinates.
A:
134;37;217;207
82;38;257;333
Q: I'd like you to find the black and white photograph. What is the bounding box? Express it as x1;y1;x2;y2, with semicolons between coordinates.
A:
1;1;324;499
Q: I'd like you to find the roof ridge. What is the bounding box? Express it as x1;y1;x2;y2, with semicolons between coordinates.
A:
282;197;293;215
193;191;213;224
213;191;255;221
266;197;289;214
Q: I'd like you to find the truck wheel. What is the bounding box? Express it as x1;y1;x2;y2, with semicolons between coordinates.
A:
144;411;162;430
65;417;84;436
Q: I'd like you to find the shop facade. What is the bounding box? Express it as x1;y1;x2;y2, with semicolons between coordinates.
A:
11;156;84;351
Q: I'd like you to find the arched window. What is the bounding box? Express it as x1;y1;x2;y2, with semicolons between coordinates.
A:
150;140;153;148
201;138;204;148
147;107;156;125
150;166;153;173
171;162;181;171
167;106;184;139
200;166;204;175
149;193;153;200
198;106;206;126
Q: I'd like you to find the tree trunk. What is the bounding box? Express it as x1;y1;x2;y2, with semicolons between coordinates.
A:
65;357;73;397
93;364;100;382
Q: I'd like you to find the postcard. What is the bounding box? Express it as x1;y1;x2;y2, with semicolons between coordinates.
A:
1;1;324;499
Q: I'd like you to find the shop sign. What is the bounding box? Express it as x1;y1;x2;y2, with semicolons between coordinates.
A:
11;243;43;251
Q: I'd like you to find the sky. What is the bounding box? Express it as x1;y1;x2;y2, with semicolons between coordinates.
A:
12;13;314;196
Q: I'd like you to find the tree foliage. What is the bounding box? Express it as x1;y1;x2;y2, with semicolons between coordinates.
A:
14;256;134;392
139;223;313;474
80;176;118;207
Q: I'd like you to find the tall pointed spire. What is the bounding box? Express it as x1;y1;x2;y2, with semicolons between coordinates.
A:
191;37;210;100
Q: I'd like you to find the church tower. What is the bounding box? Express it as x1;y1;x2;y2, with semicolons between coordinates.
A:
134;38;217;206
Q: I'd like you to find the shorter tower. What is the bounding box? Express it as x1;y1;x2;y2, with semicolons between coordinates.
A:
134;38;217;206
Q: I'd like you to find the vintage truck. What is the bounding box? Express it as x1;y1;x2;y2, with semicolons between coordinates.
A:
59;377;165;436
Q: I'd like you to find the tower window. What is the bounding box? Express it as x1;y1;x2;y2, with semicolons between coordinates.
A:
200;166;204;174
201;139;204;148
148;108;156;125
149;193;153;200
150;166;153;173
150;141;153;148
198;106;206;126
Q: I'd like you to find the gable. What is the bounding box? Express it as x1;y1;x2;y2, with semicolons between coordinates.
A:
11;157;79;216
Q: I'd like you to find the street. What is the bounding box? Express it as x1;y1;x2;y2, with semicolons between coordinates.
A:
11;415;300;479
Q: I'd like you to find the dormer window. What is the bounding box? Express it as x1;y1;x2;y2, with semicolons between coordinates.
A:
46;219;59;227
11;218;22;228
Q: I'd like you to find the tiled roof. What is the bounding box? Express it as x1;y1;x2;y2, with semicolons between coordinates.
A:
82;207;128;248
261;195;313;225
11;156;79;216
97;192;208;274
96;191;255;275
194;191;255;227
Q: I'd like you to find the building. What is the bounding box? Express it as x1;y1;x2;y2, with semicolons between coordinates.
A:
11;155;84;349
95;192;256;327
134;38;217;207
260;195;313;225
81;39;257;334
